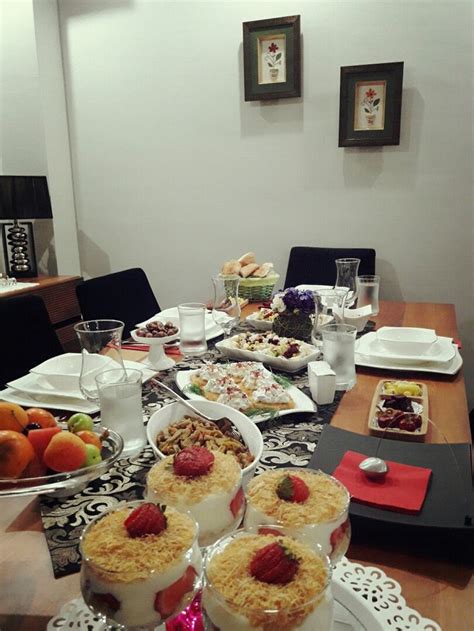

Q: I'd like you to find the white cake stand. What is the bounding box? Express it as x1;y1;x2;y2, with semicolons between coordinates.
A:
131;328;179;371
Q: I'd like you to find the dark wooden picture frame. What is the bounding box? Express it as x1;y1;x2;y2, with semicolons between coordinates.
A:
338;62;404;147
243;15;301;101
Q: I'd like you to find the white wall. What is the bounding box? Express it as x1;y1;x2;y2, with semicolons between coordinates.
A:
57;0;473;399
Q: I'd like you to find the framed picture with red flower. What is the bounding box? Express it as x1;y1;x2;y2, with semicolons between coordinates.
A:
243;15;301;101
338;62;404;147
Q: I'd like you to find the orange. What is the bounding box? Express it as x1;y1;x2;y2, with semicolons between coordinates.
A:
25;408;57;429
0;430;35;478
0;402;28;433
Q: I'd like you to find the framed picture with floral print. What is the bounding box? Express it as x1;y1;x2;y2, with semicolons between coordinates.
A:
338;62;404;146
243;15;301;101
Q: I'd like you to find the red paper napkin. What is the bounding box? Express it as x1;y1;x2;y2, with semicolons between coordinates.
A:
333;450;432;513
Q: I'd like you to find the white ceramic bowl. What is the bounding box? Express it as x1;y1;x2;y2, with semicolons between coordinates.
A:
333;305;371;333
30;353;114;390
376;327;437;355
146;400;263;487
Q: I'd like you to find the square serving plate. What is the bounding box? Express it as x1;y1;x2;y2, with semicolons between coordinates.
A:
309;426;474;560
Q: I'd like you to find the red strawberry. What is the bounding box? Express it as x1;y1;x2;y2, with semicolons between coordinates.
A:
89;592;121;615
276;474;309;503
230;488;244;518
250;541;299;585
124;503;167;538
154;566;197;619
330;518;350;553
173;447;214;477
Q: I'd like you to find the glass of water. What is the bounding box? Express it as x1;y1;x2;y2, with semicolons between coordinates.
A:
178;303;208;356
357;274;380;315
320;323;358;391
95;368;146;457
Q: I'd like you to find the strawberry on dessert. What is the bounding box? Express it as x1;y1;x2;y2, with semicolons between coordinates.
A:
201;531;333;631
80;502;202;628
146;447;244;546
244;469;351;563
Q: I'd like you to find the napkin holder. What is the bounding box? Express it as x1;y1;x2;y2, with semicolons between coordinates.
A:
308;361;336;405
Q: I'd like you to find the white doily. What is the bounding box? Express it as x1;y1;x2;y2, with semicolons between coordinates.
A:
47;557;441;631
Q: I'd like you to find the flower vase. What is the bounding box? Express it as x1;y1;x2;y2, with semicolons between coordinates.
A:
272;313;312;341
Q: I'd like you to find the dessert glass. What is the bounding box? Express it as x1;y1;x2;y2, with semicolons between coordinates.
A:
80;501;202;629
201;527;333;631
244;468;351;564
146;451;245;548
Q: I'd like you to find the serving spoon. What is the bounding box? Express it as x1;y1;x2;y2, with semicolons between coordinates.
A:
150;378;242;440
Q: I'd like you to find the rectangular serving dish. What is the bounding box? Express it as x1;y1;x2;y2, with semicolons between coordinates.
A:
368;379;428;442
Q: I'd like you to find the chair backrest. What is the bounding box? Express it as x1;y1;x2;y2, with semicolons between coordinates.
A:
284;247;376;288
76;268;160;338
0;294;63;386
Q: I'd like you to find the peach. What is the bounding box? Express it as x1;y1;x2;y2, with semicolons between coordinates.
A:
76;430;102;451
0;430;35;478
43;432;87;473
25;408;57;429
0;402;28;433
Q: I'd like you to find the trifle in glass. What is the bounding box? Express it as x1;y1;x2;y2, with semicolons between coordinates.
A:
244;468;350;563
80;501;202;629
201;528;333;631
146;446;245;547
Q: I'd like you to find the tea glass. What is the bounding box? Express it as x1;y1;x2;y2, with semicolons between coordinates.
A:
320;323;358;391
211;275;241;337
95;368;147;458
74;319;125;402
357;274;380;315
178;303;207;356
335;258;360;307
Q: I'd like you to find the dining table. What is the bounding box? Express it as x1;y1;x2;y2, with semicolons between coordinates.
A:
0;300;472;630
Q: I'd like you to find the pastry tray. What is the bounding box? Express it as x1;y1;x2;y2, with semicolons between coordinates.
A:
368;379;428;442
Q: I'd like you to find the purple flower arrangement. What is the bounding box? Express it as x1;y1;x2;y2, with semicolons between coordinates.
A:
271;288;315;316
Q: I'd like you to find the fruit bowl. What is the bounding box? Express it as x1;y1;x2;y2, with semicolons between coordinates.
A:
0;427;124;498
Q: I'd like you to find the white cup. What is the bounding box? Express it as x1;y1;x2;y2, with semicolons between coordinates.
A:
95;368;147;458
178;302;207;356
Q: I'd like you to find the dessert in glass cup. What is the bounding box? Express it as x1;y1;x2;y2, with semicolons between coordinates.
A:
146;446;245;547
80;501;202;629
201;528;333;631
244;468;350;563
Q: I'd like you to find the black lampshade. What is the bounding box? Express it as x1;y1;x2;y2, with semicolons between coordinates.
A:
0;176;53;220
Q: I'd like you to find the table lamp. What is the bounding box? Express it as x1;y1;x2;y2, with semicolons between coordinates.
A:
0;175;53;278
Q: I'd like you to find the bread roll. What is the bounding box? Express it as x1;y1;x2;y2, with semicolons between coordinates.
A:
253;262;274;278
222;259;241;275
240;263;259;278
238;251;256;266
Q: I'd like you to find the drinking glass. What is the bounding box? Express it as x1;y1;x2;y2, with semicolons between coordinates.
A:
80;501;202;630
95;368;146;458
312;288;348;343
211;275;241;337
320;323;357;391
335;258;360;307
74;319;125;402
178;303;208;356
357;274;380;315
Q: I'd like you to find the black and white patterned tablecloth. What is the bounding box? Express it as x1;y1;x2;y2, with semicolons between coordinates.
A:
40;338;345;578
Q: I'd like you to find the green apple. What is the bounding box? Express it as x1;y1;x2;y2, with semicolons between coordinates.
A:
67;413;94;433
84;443;102;467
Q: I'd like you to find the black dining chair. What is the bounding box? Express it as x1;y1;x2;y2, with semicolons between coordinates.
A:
0;294;64;387
284;247;376;288
76;268;161;338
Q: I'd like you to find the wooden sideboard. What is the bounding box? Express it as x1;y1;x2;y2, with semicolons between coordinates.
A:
1;275;83;351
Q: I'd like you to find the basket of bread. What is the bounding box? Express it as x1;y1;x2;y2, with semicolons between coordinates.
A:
221;252;280;302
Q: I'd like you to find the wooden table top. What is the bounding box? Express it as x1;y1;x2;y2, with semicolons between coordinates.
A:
0;300;472;630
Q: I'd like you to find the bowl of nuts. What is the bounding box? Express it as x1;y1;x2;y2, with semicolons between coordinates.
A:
130;319;180;370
